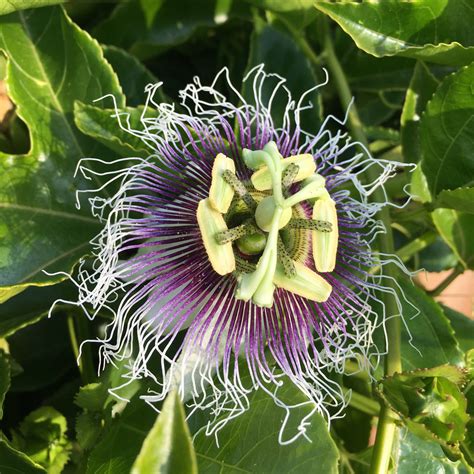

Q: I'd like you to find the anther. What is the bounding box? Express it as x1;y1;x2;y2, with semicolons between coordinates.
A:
288;218;332;232
278;235;296;278
282;163;299;190
222;170;257;210
215;223;257;244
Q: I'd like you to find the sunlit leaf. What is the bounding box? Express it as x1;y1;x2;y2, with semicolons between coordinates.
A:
131;391;197;474
0;6;124;297
421;62;474;196
316;0;474;66
0;439;45;473
432;209;474;269
0;0;65;15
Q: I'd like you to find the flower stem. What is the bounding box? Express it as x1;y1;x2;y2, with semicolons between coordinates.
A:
396;230;437;262
67;313;96;385
427;263;465;297
319;21;402;474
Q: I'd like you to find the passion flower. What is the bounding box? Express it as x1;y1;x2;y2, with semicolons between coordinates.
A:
65;66;409;443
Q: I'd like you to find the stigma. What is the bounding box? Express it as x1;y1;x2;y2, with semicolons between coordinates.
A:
197;141;339;307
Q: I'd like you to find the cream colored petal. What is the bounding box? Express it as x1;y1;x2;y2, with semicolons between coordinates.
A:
197;198;235;275
273;260;332;302
209;153;236;213
251;154;316;191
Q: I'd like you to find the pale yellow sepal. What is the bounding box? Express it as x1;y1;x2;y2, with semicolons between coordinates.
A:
251;154;316;191
197;198;235;275
273;260;332;302
209;153;235;213
312;197;338;272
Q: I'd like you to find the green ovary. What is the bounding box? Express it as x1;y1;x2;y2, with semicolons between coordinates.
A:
197;141;339;308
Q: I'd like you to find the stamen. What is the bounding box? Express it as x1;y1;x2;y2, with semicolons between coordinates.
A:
282;163;299;190
277;235;296;278
222;170;257;210
288;218;332;232
215;223;257;244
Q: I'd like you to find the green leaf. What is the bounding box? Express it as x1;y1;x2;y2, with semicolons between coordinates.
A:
0;350;11;419
435;187;474;213
75;383;109;412
443;305;474;353
102;45;162;107
76;411;103;452
421;63;474;196
12;406;71;474
192;377;339;473
315;0;474;66
74;102;151;158
398;429;460;473
336;31;414;126
8;315;75;392
0;282;76;337
244;23;321;133
0;6;124;294
244;0;314;12
401;61;439;163
86;400;154;474
131;391;197;474
381;366;469;443
410;165;433;204
0;439;46;473
139;0;164;27
0;0;65;15
398;279;464;370
94;0;218;60
432;209;474;269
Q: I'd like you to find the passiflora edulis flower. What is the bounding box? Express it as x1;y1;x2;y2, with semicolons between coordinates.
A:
63;66;410;443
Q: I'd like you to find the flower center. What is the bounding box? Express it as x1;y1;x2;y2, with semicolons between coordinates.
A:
197;141;339;308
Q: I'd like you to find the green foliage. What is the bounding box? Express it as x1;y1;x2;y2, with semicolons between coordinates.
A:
0;350;11;419
398;429;460;473
11;406;71;473
192;375;339;473
244;23;321;132
432;209;474;269
0;0;65;16
315;0;474;66
0;439;46;473
0;6;124;295
421;63;474;197
397;280;464;370
132;391;197;474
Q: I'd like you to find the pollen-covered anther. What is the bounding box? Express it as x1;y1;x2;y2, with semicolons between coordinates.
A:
288;218;332;232
282;163;300;190
251;154;316;191
277;236;296;278
222;169;257;210
209;153;236;213
312;197;339;273
215;223;257;244
197;198;235;275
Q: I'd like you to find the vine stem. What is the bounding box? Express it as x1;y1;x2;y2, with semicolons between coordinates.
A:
427;263;464;297
67;313;96;385
319;22;402;474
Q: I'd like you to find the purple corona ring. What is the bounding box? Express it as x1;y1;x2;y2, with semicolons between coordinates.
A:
65;66;410;443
